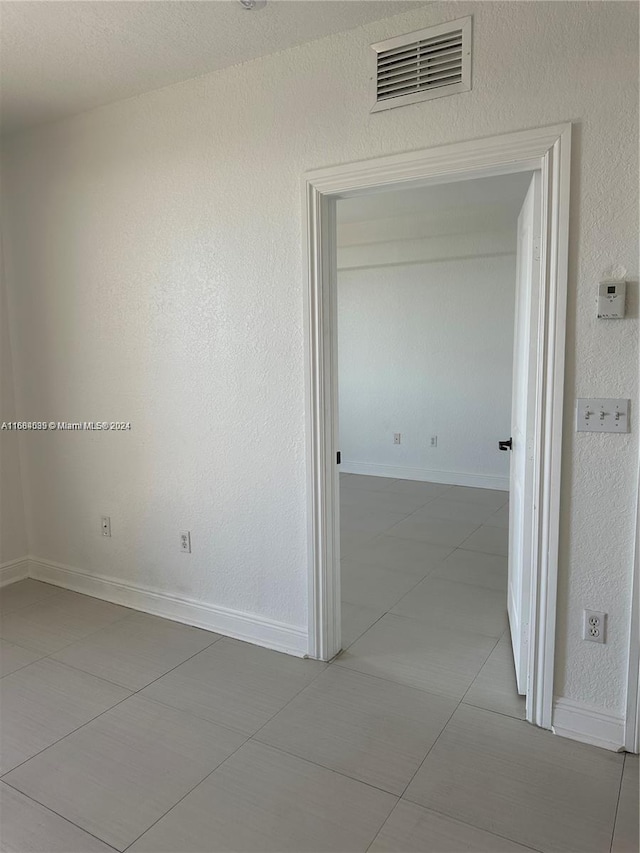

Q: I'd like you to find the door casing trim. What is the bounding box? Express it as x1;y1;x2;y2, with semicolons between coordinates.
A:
303;123;572;730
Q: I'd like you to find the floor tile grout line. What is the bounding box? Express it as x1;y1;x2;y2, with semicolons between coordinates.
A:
460;698;526;722
133;634;331;738
364;797;407;853
391;704;549;853
364;796;545;853
123;730;406;851
119;734;252;852
0;593;137;659
349;564;444;620
608;752;627;853
339;605;506;645
330;653;472;707
1;599;223;684
0;635;225;781
340;544;456;577
39;627;224;691
120;656;336;851
339;608;388;652
0;583;68;617
10;655;145;693
382;511;484;541
392;795;546;853
391;648;515;805
388;577;509;620
0;649;46;680
1;779;121;853
458;634;503;703
4;613;224;691
248;735;404;799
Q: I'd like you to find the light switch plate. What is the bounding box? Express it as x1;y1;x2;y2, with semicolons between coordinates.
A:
576;398;630;433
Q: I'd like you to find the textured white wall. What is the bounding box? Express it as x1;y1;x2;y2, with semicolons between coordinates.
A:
1;2;637;713
337;228;516;487
0;244;28;564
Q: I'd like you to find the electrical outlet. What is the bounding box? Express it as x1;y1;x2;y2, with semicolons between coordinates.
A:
393;433;401;445
180;531;191;553
583;609;606;643
101;516;111;537
430;435;438;447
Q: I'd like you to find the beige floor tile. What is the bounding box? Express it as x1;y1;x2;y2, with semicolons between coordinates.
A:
139;637;325;734
0;659;130;774
433;548;508;591
340;528;379;556
370;800;536;852
0;591;131;654
257;665;456;794
463;636;525;719
386;516;480;547
344;535;453;577
340;601;385;649
484;503;510;528
0;639;42;677
0;782;115;853
51;611;220;690
128;740;397;853
460;524;509;557
412;498;499;525
341;506;408;535
391;576;507;638
612;754;639;853
405;703;623;853
0;580;61;616
336;614;495;700
341;560;421;611
341;474;396;492
445;486;509;508
4;695;246;851
385;480;453;500
340;487;432;515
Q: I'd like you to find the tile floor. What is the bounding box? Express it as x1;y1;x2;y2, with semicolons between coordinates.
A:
0;474;637;852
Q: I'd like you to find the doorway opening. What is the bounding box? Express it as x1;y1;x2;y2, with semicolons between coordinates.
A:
304;125;571;731
336;170;533;716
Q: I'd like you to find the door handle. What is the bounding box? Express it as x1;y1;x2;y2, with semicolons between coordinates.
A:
498;438;513;451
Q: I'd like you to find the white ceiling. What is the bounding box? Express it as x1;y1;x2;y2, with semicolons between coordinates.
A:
337;172;534;227
0;0;424;136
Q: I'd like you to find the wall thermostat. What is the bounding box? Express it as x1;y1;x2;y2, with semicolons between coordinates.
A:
597;280;626;319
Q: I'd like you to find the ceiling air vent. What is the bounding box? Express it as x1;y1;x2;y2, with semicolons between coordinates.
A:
371;17;471;112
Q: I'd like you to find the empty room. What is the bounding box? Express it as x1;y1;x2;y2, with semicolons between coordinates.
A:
0;2;638;852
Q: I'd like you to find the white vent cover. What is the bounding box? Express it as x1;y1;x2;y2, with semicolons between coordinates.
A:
371;17;471;112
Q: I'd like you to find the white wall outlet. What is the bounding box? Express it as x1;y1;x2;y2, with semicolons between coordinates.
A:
430;435;438;447
393;433;401;445
583;609;606;643
101;516;111;537
180;531;191;553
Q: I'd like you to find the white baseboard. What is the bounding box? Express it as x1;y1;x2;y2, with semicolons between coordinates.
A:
340;461;509;491
0;558;30;587
27;557;308;657
552;698;625;752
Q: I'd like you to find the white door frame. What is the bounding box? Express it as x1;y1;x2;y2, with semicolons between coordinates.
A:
624;465;640;753
303;123;572;730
